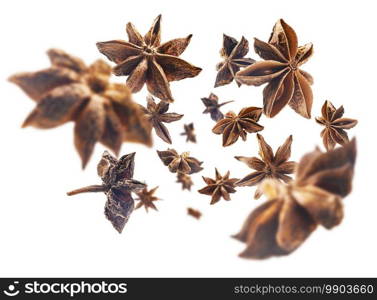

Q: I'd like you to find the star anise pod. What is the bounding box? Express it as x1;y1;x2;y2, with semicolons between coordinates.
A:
9;49;152;168
67;151;146;233
176;172;194;191
97;15;201;102
236;19;314;118
212;107;264;146
234;139;356;259
315;100;357;151
235;134;296;199
181;123;196;143
215;34;255;87
187;208;202;219
198;168;238;205
135;186;161;212
157;149;203;174
201;93;234;121
140;95;183;144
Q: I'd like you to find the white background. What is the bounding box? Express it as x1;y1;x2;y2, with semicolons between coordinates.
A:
0;0;376;277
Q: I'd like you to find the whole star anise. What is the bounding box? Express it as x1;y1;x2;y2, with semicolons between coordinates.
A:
212;107;264;146
201;93;234;121
140;95;183;144
67;151;146;233
198;168;238;205
234;139;356;259
97;15;202;102
9;49;152;168
176;172;194;191
236;19;314;118
157;149;203;174
235;134;296;199
215;34;255;87
135;186;161;212
181;123;196;143
315;100;357;151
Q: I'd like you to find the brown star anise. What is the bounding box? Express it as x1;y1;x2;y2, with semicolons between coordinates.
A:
315;100;357;151
157;149;203;174
236;19;314;118
135;186;160;212
176;172;194;191
140;95;183;144
9;49;152;168
212;107;264;146
201;93;234;121
198;168;238;205
97;15;201;102
181;123;196;143
235;134;296;199
215;34;255;87
187;208;202;219
67;151;146;233
234;139;356;259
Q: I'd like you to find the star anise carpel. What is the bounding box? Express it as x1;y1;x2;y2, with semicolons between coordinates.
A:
97;15;202;102
201;93;234;121
135;186;161;212
157;149;203;174
212;107;264;146
315;100;357;151
176;172;194;191
215;34;255;87
187;208;202;219
181;123;196;143
236;19;314;118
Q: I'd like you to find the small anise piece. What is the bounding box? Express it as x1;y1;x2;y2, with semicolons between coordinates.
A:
315;100;357;151
201;93;234;121
198;168;238;205
187;208;202;219
215;34;255;87
181;123;196;143
176;172;194;191
157;149;203;174
212;107;264;146
135;186;161;212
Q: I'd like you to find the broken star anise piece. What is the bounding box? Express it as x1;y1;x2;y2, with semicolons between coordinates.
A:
236;19;314;118
97;15;202;102
140;95;183;144
157;149;203;174
234;138;356;259
181;123;196;143
235;134;296;199
67;151;146;233
9;49;152;168
187;208;202;219
201;93;234;121
315;100;357;151
212;107;264;146
176;172;194;191
135;186;161;212
198;168;238;205
215;34;255;87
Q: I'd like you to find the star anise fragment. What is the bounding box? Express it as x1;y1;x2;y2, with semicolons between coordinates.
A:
198;168;238;205
212;107;264;146
181;123;196;143
234;138;356;259
176;172;194;191
235;134;296;199
135;186;161;212
315;100;357;151
67;151;146;233
187;208;202;219
140;95;183;144
236;19;314;118
201;93;234;121
97;15;201;102
157;149;203;174
9;49;152;168
215;34;255;87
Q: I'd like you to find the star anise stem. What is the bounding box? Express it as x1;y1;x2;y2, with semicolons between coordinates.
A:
67;184;106;196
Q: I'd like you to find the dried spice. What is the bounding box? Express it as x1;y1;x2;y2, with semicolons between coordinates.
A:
140;95;183;144
212;107;263;146
97;15;201;102
235;134;296;199
135;186;161;212
187;208;202;219
236;19;314;118
67;151;146;233
215;34;255;87
198;168;238;205
233;139;356;259
315;100;357;151
9;49;152;168
157;149;203;174
201;93;234;121
181;123;196;143
176;172;194;191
